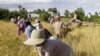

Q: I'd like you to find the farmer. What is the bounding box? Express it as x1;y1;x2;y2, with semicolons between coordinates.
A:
11;17;36;39
33;19;52;39
66;14;82;26
53;16;65;38
33;19;43;29
24;20;36;39
23;29;73;56
11;16;25;36
88;13;92;22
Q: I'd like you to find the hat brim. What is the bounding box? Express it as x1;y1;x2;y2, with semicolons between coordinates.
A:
23;38;45;46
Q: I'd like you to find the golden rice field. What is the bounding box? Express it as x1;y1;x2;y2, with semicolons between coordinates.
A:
0;20;100;56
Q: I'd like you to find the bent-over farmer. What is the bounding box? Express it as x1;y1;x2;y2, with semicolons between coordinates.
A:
23;29;73;56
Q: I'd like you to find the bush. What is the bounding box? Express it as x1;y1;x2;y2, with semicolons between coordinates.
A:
0;8;9;20
39;12;49;21
19;10;27;19
75;8;85;21
7;11;20;19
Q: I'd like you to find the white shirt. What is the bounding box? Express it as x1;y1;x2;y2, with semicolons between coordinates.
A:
33;23;43;29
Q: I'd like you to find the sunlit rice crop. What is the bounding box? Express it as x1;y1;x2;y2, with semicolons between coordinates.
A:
0;20;100;56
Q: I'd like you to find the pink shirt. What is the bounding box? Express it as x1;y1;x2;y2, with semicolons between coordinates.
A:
37;39;73;56
53;21;63;34
17;19;25;36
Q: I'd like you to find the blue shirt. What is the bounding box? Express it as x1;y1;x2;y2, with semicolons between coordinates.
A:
25;25;35;39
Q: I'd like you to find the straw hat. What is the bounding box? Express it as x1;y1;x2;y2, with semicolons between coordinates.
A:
35;19;39;23
23;29;45;45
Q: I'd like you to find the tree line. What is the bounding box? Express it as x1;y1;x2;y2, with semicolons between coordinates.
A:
0;5;27;20
0;5;100;22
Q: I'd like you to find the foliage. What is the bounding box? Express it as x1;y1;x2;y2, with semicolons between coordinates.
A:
64;9;70;18
39;11;50;21
0;8;9;19
48;7;60;16
33;9;50;21
18;5;28;19
7;11;20;19
69;12;74;18
48;7;57;13
33;9;41;15
1;6;100;23
74;8;85;21
0;5;27;20
92;12;100;19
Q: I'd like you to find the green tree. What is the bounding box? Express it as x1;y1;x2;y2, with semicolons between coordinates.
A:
20;8;27;18
74;8;85;21
33;9;50;21
17;5;28;19
94;12;99;18
39;12;49;21
41;9;46;13
64;9;70;18
0;8;9;19
48;8;53;12
33;9;41;14
48;7;58;16
18;5;22;11
53;8;57;13
92;12;100;21
48;8;57;13
7;11;19;18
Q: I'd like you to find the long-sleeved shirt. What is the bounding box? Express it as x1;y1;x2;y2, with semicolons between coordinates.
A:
33;23;43;29
37;39;73;56
53;21;63;35
17;19;25;36
25;25;35;39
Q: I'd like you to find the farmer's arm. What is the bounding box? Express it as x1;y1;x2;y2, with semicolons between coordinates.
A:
45;52;53;56
61;22;66;28
37;47;45;56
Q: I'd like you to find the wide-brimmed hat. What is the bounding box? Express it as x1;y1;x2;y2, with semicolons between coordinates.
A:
23;29;45;45
35;19;40;23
